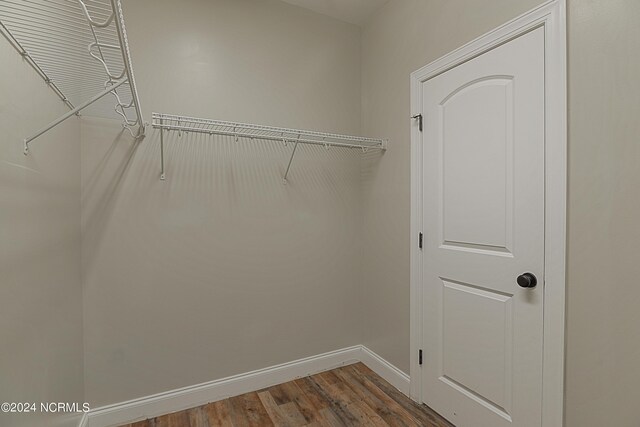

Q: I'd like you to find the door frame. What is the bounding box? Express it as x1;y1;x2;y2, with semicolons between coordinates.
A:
409;1;567;425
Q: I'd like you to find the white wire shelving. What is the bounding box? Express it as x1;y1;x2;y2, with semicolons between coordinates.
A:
0;0;145;154
152;113;388;182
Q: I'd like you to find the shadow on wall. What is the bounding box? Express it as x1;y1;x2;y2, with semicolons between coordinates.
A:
81;122;137;277
0;158;76;269
81;118;385;277
1;114;80;280
144;129;369;195
361;146;385;193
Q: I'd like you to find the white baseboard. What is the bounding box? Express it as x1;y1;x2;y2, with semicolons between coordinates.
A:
82;345;409;427
360;346;411;395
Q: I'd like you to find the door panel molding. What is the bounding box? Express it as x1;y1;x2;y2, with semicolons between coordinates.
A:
409;1;566;426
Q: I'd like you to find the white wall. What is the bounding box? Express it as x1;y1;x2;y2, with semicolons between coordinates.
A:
359;0;545;375
81;0;366;406
0;35;84;427
565;1;640;425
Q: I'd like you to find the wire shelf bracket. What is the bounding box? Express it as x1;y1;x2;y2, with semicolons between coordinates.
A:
0;0;145;155
152;113;388;183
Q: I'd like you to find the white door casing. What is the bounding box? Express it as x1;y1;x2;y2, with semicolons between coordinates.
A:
409;1;566;426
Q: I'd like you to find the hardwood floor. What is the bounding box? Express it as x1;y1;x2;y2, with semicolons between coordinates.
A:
119;363;453;427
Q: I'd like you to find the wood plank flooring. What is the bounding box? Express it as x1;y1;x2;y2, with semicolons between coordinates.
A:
119;362;453;427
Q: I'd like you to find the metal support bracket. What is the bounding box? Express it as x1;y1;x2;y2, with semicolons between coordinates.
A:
283;141;299;184
160;118;165;180
24;77;128;155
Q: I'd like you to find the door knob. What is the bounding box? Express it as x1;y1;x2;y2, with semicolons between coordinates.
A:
517;272;537;289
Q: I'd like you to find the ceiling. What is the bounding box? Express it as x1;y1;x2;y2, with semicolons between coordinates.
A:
279;0;389;26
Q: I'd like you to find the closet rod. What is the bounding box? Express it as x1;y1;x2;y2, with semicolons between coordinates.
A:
153;123;384;149
152;112;388;182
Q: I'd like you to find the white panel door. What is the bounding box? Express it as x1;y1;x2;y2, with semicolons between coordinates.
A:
420;27;545;427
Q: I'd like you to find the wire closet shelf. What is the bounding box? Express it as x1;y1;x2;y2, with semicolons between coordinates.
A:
0;0;145;154
152;113;388;182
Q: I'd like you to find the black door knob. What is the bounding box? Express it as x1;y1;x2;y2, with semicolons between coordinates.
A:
517;273;537;288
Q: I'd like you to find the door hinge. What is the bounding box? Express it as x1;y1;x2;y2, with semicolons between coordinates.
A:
419;349;423;365
419;232;423;249
412;114;423;132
